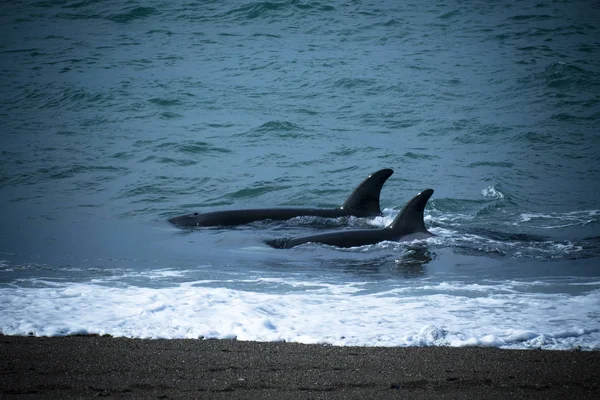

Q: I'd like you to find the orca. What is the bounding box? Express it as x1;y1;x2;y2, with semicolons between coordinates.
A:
266;189;435;249
168;169;394;227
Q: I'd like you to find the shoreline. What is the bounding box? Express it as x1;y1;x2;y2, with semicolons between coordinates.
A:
1;335;599;399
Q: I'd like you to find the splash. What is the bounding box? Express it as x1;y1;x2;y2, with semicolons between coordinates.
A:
481;186;504;199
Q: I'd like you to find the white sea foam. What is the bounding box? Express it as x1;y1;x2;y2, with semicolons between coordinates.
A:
0;281;598;350
516;210;600;228
368;209;396;227
481;186;504;199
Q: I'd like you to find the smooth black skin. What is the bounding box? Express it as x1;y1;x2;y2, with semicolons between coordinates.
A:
266;189;435;249
168;169;394;227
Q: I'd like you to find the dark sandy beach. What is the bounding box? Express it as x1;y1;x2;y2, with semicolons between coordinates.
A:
1;335;598;399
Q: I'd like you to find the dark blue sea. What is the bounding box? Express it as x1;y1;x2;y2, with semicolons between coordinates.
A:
1;0;599;349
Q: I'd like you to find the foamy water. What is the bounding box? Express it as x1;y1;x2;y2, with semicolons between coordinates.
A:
1;275;598;350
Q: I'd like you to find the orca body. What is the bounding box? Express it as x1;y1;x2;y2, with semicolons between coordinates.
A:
267;189;434;249
168;169;393;227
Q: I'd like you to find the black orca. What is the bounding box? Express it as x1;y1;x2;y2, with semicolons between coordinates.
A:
168;169;394;227
266;189;435;249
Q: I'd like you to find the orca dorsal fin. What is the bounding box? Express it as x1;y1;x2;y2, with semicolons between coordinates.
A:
388;189;434;234
341;168;393;217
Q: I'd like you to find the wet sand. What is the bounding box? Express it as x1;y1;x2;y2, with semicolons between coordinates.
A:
1;335;598;399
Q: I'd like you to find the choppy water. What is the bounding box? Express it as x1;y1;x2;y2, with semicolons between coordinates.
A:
1;0;599;349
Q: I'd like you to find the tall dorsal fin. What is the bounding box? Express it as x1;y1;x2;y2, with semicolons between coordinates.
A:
388;189;434;234
341;168;393;217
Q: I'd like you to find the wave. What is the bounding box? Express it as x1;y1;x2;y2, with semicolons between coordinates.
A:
515;210;600;229
1;282;598;349
220;1;333;21
236;121;311;140
107;6;158;24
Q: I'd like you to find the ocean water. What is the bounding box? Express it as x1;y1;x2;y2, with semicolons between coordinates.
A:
1;0;599;349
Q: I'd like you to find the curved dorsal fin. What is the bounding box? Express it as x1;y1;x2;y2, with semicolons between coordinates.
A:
341;168;394;217
389;189;434;234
